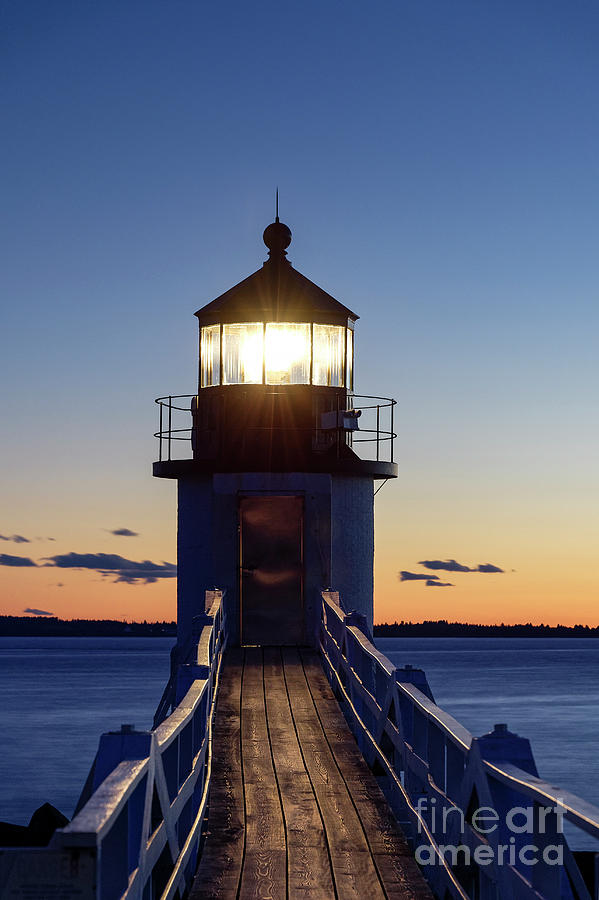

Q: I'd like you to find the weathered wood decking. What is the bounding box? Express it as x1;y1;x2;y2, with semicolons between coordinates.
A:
190;647;432;900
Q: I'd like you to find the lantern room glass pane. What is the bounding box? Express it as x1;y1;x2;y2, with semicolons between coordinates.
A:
200;325;220;387
222;323;264;384
313;324;345;387
265;323;311;384
346;327;354;391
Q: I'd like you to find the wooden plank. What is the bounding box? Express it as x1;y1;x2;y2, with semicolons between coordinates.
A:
189;648;245;900
263;647;335;899
299;653;369;775
301;650;434;899
282;648;387;900
239;647;286;900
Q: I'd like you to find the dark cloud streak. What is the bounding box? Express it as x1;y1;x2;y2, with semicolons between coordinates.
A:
0;553;37;567
419;559;473;572
399;571;440;582
42;552;176;584
24;607;53;616
109;528;139;537
0;534;31;544
419;559;504;574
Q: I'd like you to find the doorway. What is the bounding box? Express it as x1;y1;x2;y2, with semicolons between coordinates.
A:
239;495;304;646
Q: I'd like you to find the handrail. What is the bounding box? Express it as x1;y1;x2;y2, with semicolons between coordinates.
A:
153;391;397;464
319;591;599;900
0;591;227;900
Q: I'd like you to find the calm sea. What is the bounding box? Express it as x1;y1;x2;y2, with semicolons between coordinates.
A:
1;636;598;850
0;637;173;826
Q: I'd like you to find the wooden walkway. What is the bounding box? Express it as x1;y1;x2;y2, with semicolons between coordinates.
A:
190;647;432;900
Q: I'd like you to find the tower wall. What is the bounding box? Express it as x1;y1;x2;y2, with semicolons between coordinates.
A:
177;476;214;645
176;472;374;648
331;475;375;634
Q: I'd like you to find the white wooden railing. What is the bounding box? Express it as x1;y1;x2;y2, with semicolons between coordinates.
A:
319;591;599;900
0;591;225;900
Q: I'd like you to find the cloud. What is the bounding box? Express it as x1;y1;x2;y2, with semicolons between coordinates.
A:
0;534;31;544
109;528;139;537
426;579;453;587
42;552;176;584
419;559;504;574
399;571;440;582
23;607;53;616
0;553;37;567
419;559;474;572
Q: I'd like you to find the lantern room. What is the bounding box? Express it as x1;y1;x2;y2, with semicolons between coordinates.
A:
187;219;368;473
197;220;353;386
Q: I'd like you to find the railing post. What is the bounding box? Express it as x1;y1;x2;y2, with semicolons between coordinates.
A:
159;402;163;462
390;401;394;463
168;395;172;461
376;404;380;461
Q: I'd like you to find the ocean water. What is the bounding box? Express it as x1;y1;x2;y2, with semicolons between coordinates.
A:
1;636;598;852
0;637;173;826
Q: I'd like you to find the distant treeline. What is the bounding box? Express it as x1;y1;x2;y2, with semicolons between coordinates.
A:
373;620;599;637
0;616;176;637
2;616;597;639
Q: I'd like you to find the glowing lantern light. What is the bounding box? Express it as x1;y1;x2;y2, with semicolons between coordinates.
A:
265;323;311;384
200;321;352;389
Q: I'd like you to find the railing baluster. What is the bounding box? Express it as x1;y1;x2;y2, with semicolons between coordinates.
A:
168;395;172;461
376;405;380;461
159;402;163;462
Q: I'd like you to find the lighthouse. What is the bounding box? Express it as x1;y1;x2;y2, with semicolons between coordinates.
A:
153;218;397;649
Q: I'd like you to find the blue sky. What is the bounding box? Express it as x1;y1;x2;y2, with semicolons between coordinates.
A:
1;0;597;623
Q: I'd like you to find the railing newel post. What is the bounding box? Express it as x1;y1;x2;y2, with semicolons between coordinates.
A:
159;401;163;462
168;396;172;461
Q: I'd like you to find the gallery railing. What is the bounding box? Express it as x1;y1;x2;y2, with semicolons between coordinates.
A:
0;591;225;900
153;391;396;464
319;591;599;900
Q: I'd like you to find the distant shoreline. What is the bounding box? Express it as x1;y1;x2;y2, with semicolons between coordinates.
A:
0;616;176;637
374;621;599;638
1;615;597;638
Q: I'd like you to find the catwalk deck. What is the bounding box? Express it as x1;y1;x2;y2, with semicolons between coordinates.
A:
189;647;432;900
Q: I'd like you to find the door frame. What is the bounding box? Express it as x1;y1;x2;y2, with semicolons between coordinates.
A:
238;492;305;646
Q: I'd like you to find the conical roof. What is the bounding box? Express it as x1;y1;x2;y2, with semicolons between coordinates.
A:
195;221;358;327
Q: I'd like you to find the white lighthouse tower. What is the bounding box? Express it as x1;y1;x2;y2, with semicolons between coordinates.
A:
153;218;396;649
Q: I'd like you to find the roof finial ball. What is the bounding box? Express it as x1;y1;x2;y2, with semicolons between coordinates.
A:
263;219;292;260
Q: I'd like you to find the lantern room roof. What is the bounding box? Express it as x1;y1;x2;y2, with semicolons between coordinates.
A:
195;220;359;327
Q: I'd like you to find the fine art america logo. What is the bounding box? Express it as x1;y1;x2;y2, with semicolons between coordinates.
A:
414;797;565;867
